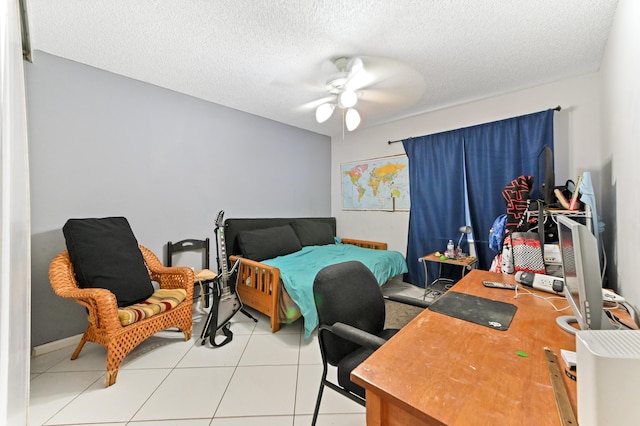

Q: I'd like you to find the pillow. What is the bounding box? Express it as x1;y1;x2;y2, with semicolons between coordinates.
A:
63;217;155;308
238;225;302;261
291;219;335;246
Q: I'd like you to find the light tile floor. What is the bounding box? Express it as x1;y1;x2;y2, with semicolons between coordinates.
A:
30;279;424;426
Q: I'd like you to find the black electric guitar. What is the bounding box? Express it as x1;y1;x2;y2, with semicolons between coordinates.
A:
200;210;243;347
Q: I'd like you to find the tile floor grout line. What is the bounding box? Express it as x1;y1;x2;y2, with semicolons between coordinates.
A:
40;373;104;426
209;313;253;420
31;298;380;425
125;365;176;424
291;327;304;422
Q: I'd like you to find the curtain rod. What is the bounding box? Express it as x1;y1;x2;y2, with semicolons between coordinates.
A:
387;105;562;145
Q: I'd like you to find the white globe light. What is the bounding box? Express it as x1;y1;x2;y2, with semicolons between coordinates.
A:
338;90;358;108
315;103;335;123
345;108;361;131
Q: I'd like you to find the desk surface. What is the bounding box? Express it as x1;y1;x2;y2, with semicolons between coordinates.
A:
419;252;478;268
352;270;579;426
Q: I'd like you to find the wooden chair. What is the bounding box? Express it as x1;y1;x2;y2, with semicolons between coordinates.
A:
167;238;217;308
48;245;194;387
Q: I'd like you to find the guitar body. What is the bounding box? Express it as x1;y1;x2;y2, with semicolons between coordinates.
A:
201;211;244;347
210;277;243;334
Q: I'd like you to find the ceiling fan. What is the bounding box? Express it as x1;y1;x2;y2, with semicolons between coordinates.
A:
313;57;371;131
308;56;425;132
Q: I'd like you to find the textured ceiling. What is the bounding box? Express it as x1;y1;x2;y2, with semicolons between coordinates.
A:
26;0;618;137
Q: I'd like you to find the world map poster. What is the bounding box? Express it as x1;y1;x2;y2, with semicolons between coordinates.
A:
341;155;410;211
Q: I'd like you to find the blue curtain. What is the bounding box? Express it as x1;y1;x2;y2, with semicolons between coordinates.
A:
403;109;554;287
403;131;466;288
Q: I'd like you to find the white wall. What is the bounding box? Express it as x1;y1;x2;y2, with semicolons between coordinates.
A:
1;1;31;424
600;0;640;307
332;73;603;266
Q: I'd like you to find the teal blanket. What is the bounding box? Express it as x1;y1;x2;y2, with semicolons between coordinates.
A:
262;243;408;338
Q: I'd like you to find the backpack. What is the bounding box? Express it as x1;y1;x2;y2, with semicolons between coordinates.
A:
489;214;507;252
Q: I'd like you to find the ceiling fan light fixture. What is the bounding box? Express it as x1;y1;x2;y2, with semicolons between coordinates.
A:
345;108;361;131
338;89;358;108
315;103;335;123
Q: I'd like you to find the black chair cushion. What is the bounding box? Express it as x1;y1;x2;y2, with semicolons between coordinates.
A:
237;224;302;261
291;219;335;246
63;217;154;308
336;328;399;398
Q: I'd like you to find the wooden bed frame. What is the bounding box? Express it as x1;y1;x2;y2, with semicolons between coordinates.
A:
224;217;387;332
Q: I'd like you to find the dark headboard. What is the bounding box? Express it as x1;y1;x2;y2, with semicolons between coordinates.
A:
224;217;336;258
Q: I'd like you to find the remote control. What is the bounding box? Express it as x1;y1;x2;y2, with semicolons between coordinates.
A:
482;281;517;290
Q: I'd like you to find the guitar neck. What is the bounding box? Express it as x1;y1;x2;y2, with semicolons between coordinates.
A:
218;227;229;284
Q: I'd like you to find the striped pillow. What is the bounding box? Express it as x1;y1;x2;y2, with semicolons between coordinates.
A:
117;288;187;326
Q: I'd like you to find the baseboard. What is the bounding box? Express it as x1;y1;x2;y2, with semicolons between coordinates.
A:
31;333;83;357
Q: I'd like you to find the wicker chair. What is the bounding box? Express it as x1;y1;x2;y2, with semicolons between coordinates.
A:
48;245;194;387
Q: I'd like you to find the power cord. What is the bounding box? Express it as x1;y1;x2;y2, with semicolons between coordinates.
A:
604;308;634;330
512;283;636;331
514;285;572;312
625;302;640;326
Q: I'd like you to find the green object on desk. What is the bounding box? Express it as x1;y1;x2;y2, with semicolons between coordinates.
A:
517;351;528;357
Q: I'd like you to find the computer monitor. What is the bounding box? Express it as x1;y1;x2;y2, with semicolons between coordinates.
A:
556;215;612;334
537;145;555;206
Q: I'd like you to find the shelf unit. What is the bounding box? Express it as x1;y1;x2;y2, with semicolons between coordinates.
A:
525;204;592;232
526;204;593;277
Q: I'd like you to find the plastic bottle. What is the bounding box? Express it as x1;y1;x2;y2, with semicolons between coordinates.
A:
447;239;455;258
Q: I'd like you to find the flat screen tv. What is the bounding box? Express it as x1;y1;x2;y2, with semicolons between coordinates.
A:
556;215;612;334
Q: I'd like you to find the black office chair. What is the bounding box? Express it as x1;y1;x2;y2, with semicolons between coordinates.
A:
167;238;217;308
311;260;430;425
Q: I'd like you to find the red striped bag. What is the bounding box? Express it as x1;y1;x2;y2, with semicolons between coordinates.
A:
510;231;546;274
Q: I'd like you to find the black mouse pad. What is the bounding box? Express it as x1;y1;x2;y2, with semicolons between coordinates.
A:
428;291;517;331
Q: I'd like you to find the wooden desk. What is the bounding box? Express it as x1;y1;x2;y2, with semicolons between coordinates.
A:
351;270;579;426
419;253;478;289
419;252;479;273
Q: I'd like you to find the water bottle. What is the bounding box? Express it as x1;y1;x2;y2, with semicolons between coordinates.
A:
447;239;455;258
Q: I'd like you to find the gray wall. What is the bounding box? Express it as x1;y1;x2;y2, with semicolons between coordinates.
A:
27;52;330;347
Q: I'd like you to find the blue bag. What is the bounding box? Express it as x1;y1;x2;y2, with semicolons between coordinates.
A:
489;214;507;252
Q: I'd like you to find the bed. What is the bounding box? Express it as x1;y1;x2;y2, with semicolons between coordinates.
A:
224;217;408;337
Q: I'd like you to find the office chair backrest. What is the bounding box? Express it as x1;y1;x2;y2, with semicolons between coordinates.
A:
313;261;386;366
167;238;211;270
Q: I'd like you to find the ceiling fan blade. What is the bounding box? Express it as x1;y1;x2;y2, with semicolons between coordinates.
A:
345;70;376;91
347;57;363;75
359;88;411;106
270;57;335;92
354;57;426;107
343;56;401;91
282;54;425;128
340;56;379;91
356;85;424;119
295;95;335;113
359;56;397;79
